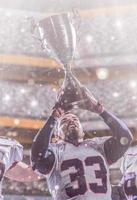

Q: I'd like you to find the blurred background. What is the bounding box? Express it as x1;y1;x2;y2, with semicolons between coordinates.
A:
0;0;137;199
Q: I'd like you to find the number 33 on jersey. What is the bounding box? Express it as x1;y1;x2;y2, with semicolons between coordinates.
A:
45;139;112;200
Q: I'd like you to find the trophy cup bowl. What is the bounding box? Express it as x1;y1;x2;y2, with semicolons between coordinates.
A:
37;13;76;67
34;12;90;111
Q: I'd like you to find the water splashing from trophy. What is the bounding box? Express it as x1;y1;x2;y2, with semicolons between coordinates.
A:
32;12;97;111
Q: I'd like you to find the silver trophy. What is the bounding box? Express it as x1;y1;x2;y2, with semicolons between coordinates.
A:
37;13;77;67
32;12;90;111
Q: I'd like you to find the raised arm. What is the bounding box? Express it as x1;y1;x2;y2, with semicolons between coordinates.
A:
77;87;133;164
5;162;42;182
31;107;64;174
100;110;133;164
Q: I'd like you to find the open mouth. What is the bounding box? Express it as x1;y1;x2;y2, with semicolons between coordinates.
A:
68;121;78;128
69;124;76;128
68;124;78;130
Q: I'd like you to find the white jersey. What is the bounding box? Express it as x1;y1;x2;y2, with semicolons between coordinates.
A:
121;146;137;174
45;137;111;200
0;136;23;200
121;146;137;200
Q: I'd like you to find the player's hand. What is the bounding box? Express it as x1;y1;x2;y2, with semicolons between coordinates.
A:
51;106;65;119
77;86;104;114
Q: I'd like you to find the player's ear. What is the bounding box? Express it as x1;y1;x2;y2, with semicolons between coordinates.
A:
52;135;59;143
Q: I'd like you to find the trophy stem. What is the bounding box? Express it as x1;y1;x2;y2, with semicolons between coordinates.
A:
57;63;89;111
64;64;76;83
63;63;71;73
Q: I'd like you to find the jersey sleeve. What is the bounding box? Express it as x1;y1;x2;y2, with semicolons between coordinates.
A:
34;142;58;177
91;136;111;147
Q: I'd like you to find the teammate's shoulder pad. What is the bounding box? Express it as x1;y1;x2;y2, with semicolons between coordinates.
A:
0;136;22;147
84;136;111;145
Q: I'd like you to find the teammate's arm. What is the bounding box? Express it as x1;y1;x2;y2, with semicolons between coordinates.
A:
5;162;42;182
31;107;64;174
100;110;133;164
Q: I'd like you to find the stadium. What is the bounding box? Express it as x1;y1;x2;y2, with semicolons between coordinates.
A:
0;0;136;199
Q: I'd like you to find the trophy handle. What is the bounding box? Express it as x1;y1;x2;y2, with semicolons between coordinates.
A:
28;17;41;41
28;17;51;53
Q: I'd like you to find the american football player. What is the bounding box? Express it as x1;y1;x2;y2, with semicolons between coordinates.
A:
120;145;137;200
0;136;41;199
0;136;23;199
31;93;132;200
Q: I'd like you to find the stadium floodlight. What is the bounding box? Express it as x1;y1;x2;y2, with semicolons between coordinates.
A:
96;68;109;80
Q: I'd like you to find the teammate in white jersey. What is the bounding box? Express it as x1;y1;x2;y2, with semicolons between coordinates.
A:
120;145;137;200
31;93;132;200
0;136;23;199
0;136;41;199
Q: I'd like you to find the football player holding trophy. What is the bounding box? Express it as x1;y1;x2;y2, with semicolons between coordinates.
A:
31;13;132;200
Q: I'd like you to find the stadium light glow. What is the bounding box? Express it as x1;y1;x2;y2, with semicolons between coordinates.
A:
30;99;38;107
5;11;12;17
113;92;120;98
85;34;93;43
129;80;137;88
14;119;20;125
20;88;27;94
20;28;25;33
111;36;115;41
115;19;123;29
3;94;11;102
132;96;137;100
96;68;109;80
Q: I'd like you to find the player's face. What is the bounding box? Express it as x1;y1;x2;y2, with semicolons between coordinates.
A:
58;113;84;143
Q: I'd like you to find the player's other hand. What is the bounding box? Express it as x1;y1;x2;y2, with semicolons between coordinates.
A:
51;106;65;119
78;86;104;114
